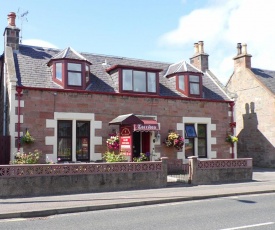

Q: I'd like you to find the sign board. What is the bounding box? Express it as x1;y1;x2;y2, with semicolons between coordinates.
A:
120;126;132;156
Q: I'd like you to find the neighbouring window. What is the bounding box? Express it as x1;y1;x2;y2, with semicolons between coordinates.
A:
184;123;207;158
184;124;197;158
185;124;197;138
179;75;185;91
133;70;146;92
185;138;194;158
68;63;82;86
57;120;72;161
55;63;62;81
76;121;90;161
198;124;207;158
122;69;132;90
189;75;200;95
147;72;157;93
122;69;157;93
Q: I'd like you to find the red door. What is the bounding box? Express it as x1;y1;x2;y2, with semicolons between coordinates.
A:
142;132;150;154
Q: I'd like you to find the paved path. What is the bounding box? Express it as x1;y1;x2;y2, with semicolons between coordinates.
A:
0;168;275;219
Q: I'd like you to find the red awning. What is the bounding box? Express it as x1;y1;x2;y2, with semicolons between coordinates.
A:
134;120;159;131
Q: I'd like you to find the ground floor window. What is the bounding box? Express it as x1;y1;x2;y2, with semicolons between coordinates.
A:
57;120;90;162
184;123;207;158
58;120;72;161
76;121;90;161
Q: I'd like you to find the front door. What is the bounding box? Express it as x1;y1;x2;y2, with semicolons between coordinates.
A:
132;132;141;159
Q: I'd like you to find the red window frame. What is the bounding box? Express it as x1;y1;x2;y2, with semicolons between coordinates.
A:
52;60;90;90
176;73;203;98
120;68;159;94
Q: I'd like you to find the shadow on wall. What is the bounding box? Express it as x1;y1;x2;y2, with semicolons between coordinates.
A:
237;102;275;167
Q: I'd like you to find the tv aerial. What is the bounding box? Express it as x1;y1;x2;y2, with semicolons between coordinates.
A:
17;8;29;44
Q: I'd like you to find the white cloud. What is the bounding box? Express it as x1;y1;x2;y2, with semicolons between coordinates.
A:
22;39;58;49
157;0;275;84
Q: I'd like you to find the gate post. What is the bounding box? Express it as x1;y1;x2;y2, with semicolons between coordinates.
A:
188;156;198;185
161;157;168;185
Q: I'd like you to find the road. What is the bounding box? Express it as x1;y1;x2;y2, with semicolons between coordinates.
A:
0;193;275;230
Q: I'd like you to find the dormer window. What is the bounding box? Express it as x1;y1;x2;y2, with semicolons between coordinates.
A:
176;73;202;98
106;65;162;95
122;70;156;93
48;47;92;90
52;60;90;89
165;60;203;98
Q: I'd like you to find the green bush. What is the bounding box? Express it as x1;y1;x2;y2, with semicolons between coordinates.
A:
103;151;126;162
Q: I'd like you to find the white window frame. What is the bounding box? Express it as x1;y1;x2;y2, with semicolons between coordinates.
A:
177;117;217;160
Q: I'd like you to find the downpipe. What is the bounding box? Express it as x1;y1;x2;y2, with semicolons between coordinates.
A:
229;102;235;159
16;87;22;152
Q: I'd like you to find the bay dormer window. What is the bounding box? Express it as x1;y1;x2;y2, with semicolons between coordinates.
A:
176;73;202;98
48;47;92;90
52;60;90;89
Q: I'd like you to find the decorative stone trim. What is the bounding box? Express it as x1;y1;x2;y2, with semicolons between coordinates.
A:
46;112;102;162
177;117;217;159
0;162;162;178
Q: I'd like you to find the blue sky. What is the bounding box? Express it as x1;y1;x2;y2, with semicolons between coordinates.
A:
1;0;275;84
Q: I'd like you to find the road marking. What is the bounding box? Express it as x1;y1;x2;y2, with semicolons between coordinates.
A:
220;222;274;230
0;218;26;223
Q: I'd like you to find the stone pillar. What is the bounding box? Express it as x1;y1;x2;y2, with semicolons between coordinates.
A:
161;157;168;186
188;156;198;185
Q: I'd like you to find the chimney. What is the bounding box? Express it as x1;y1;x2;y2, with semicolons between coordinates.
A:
194;43;199;54
233;43;252;70
189;41;209;72
3;12;20;52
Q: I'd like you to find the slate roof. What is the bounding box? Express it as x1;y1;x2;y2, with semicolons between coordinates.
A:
252;68;275;94
14;44;230;100
49;47;90;63
163;60;201;77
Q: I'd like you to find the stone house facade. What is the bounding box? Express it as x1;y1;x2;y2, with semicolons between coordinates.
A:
226;43;275;167
0;12;235;163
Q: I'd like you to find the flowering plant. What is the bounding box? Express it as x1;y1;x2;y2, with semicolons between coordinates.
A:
106;133;119;150
12;149;41;164
21;130;35;144
164;131;184;150
133;152;150;162
225;134;238;143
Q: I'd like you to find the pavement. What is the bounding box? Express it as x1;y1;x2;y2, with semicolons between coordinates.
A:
1;167;275;220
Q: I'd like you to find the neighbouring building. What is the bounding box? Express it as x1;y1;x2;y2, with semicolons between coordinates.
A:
0;12;235;164
227;43;275;167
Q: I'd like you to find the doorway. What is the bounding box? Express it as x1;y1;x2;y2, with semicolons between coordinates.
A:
132;132;151;160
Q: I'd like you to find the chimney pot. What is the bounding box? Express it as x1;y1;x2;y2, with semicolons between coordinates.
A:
198;41;204;53
194;43;199;54
237;43;242;55
7;12;16;27
242;43;247;54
